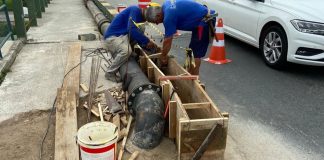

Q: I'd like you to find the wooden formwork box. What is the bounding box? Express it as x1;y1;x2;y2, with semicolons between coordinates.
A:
136;47;229;160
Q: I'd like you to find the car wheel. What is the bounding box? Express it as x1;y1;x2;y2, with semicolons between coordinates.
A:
260;25;288;69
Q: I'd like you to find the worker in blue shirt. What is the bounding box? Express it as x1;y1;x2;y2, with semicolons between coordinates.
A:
104;5;160;82
145;0;216;75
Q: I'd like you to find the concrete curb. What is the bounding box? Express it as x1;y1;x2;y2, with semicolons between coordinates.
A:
0;40;24;73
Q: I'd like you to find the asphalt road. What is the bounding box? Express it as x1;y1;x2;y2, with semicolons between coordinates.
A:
107;1;324;159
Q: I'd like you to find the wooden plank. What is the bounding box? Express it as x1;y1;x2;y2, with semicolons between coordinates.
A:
118;116;133;160
62;43;81;95
128;151;140;160
113;114;121;133
169;101;177;139
181;118;228;131
55;43;81;160
148;52;162;59
182;102;211;110
139;56;147;73
145;54;165;85
55;88;79;160
159;75;199;81
147;67;154;82
80;83;89;93
104;113;112;121
177;118;185;160
162;82;170;106
174;94;189;119
83;104;100;117
120;115;128;127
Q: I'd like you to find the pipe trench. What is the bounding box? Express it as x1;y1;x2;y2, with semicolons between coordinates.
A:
86;1;165;149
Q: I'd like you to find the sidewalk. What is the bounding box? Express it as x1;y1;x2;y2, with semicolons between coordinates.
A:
0;0;116;122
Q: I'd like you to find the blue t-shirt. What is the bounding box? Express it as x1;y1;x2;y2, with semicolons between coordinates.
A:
162;0;208;37
104;6;149;46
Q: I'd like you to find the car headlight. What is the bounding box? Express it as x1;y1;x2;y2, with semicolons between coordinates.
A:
291;20;324;36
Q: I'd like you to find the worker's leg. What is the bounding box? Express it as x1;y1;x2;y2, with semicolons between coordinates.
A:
105;35;131;82
189;23;210;75
105;35;132;72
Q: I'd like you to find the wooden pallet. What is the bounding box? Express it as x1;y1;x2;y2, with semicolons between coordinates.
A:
136;46;229;160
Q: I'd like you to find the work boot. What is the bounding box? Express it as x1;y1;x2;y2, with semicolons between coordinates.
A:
105;71;121;82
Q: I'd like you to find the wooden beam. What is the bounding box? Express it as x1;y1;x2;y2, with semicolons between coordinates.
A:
80;83;89;93
162;82;171;106
169;101;177;139
147;67;154;82
83;104;100;117
159;75;199;81
128;151;140;160
139;56;147;73
181;118;228;131
62;43;81;95
113;114;121;134
182;102;211;110
55;43;81;160
118;116;133;160
147;53;162;59
55;88;79;160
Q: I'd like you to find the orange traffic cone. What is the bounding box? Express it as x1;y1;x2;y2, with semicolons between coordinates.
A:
204;18;231;64
138;0;151;9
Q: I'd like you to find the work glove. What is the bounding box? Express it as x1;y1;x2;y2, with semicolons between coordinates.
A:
159;54;168;67
146;40;157;49
156;46;162;53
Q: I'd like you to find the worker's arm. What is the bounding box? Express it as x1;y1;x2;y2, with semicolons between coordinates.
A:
160;10;176;65
160;36;173;65
128;10;150;46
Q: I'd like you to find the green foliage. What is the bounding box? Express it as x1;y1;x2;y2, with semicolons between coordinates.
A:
0;0;13;10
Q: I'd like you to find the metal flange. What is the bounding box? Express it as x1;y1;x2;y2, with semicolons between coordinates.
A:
127;83;161;115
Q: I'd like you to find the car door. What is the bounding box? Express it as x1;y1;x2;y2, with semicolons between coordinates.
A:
205;0;233;28
224;0;263;45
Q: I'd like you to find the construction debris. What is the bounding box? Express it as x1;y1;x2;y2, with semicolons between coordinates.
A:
80;83;89;93
128;151;140;160
105;89;123;114
118;116;133;160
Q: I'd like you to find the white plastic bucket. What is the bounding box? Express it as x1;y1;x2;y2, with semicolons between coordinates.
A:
77;121;118;160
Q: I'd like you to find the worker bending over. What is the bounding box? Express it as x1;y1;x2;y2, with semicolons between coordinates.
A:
104;4;160;82
145;0;216;75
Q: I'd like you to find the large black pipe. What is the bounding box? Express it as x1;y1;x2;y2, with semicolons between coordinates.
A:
87;1;110;35
120;57;165;149
87;1;165;149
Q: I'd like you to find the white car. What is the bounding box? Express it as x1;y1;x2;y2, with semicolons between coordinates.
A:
204;0;324;68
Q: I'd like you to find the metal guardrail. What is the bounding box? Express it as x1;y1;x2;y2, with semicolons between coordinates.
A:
0;2;14;59
0;0;51;59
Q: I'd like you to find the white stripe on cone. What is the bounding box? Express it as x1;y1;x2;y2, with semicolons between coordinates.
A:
138;2;150;5
212;40;225;47
215;27;224;33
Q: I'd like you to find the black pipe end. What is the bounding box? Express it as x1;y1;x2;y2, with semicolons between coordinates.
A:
132;111;165;149
131;90;165;149
127;84;161;116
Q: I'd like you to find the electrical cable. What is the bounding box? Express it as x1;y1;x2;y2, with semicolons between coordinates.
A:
38;48;103;160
